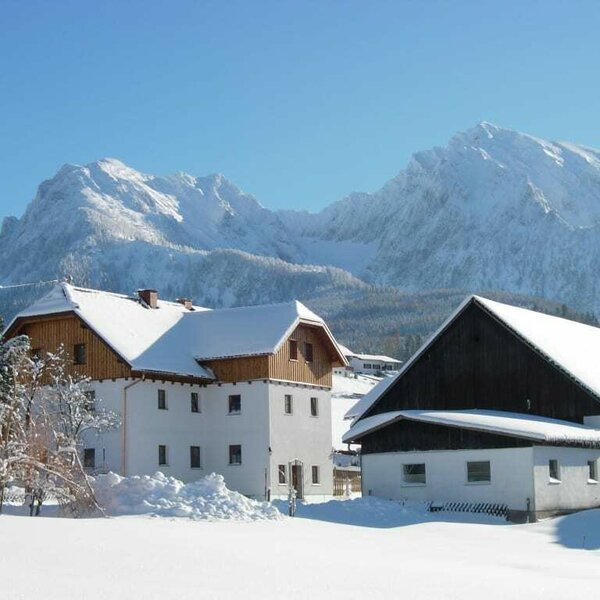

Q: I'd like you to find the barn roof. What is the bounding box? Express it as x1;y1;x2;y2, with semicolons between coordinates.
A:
343;409;600;447
5;283;346;378
347;295;600;422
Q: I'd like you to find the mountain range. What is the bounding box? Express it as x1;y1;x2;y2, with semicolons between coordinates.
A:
2;122;600;355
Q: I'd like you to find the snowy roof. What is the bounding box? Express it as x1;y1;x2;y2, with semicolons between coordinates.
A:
7;283;345;378
343;409;600;447
337;343;400;364
350;353;401;364
349;295;600;422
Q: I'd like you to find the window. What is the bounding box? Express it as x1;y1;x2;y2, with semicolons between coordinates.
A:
83;448;95;469
312;465;320;484
588;460;598;482
284;394;293;414
158;389;167;410
363;363;372;369
31;347;42;360
190;446;201;469
467;461;491;483
310;397;319;417
228;394;241;415
278;464;287;484
229;444;242;465
84;390;96;412
403;463;426;484
304;342;314;363
158;445;168;466
549;459;561;481
73;343;86;365
191;392;200;413
289;339;298;360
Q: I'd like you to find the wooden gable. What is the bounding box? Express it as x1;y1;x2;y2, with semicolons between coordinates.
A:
364;299;600;423
8;312;132;380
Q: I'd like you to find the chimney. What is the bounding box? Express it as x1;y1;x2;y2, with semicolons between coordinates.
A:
176;298;193;310
138;289;158;309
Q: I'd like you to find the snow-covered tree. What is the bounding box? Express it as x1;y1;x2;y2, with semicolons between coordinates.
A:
0;335;119;516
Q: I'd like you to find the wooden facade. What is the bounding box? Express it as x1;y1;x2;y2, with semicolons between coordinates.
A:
267;324;333;387
10;312;132;380
360;300;600;453
206;324;335;387
9;315;338;388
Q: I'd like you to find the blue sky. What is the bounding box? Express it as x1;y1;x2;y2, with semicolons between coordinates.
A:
1;0;600;217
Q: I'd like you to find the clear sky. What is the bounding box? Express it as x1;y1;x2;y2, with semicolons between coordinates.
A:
1;0;600;218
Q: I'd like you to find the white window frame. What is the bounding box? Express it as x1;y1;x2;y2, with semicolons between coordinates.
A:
548;459;561;483
402;463;426;485
191;391;201;413
158;444;168;466
190;445;202;469
158;389;167;410
310;397;319;417
466;460;491;484
284;394;293;415
228;394;241;415
278;464;287;485
588;459;598;483
311;465;320;485
229;444;242;466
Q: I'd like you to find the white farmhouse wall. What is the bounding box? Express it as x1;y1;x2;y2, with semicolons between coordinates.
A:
361;447;535;512
532;446;600;513
268;383;333;498
83;379;334;499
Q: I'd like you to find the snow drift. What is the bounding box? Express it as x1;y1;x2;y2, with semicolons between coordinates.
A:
91;472;282;521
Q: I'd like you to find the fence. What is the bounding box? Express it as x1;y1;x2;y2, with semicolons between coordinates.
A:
333;469;362;496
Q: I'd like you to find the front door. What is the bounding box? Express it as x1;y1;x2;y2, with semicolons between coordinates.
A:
291;462;304;499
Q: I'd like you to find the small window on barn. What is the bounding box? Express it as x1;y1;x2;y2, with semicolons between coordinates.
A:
312;465;320;485
467;461;491;483
31;347;43;361
228;395;241;415
83;448;95;469
73;343;87;365
278;464;287;484
549;459;561;482
588;460;598;483
284;394;293;415
190;446;202;469
158;389;167;410
289;339;298;361
364;363;372;369
310;397;319;417
158;445;168;466
229;444;242;465
84;391;96;412
191;392;200;413
403;463;426;485
304;342;314;363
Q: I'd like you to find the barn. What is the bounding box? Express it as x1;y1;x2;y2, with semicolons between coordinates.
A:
343;295;600;521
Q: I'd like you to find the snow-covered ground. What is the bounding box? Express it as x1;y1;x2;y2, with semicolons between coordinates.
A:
2;499;599;599
331;372;378;450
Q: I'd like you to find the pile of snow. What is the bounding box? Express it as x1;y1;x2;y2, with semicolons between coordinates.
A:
91;472;282;521
287;496;504;528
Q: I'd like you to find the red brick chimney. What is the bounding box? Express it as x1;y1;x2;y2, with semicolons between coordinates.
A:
138;289;158;309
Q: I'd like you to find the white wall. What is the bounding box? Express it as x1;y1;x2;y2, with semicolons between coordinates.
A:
268;383;333;498
84;378;333;499
362;447;535;512
532;446;600;513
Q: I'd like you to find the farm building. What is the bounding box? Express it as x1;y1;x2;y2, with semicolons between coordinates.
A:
343;295;600;521
4;283;347;500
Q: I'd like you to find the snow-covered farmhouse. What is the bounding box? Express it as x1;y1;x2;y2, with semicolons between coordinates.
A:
335;345;401;376
4;283;347;499
344;296;600;521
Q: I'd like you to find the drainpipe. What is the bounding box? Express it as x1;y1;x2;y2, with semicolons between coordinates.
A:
121;377;144;476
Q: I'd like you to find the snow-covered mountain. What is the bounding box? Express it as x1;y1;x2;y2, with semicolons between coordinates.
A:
2;122;600;317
